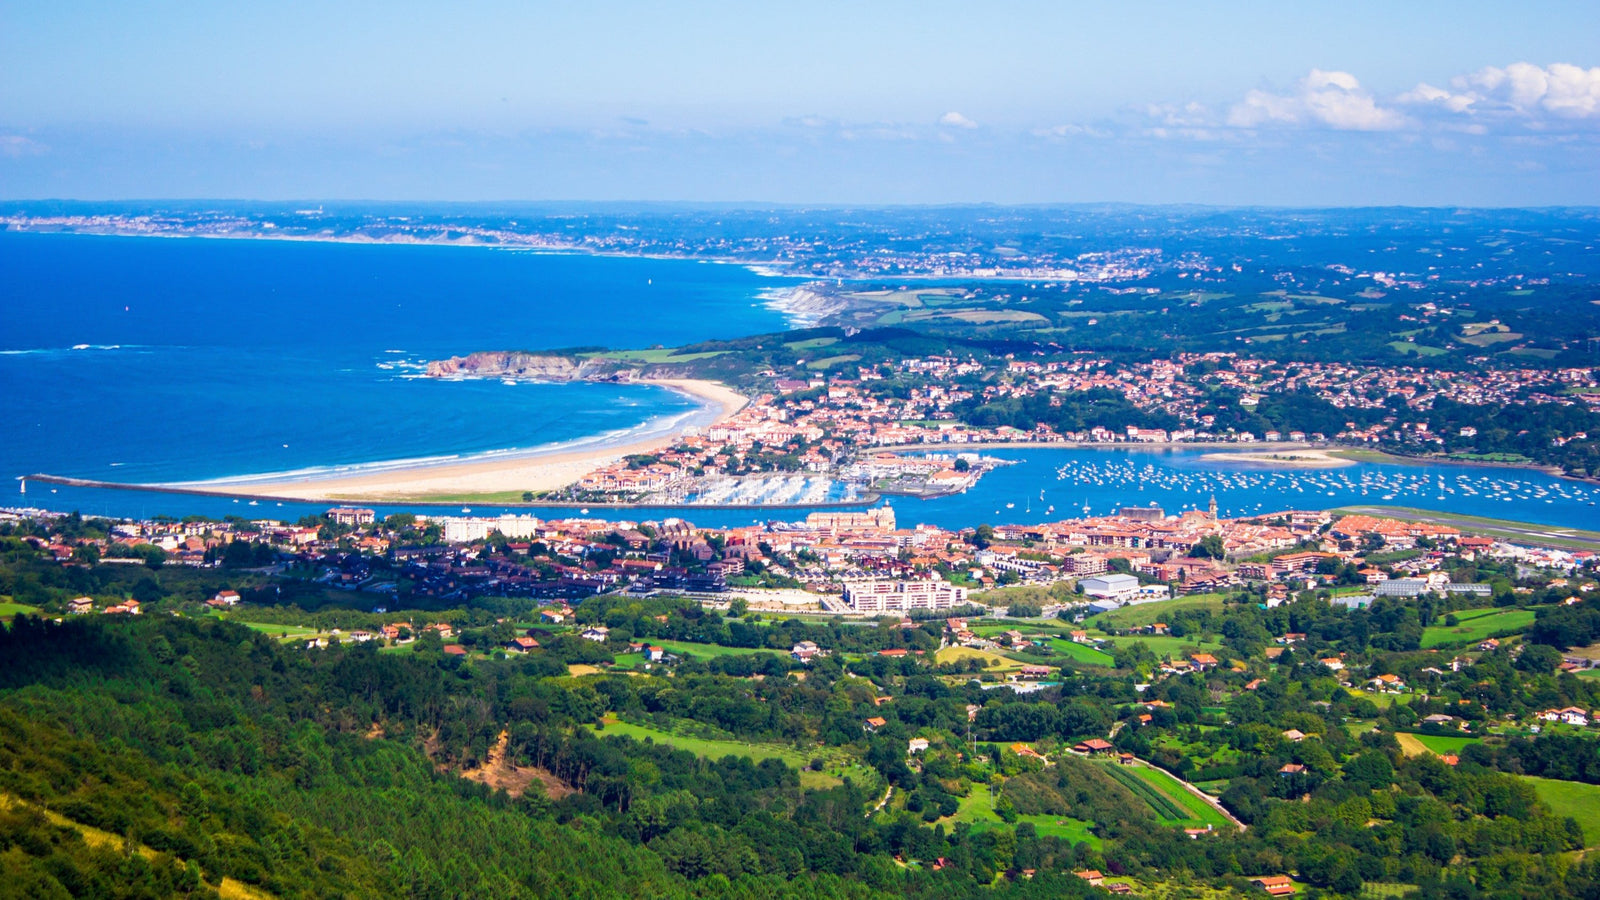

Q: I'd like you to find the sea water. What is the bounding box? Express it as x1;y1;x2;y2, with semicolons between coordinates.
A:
1;231;794;487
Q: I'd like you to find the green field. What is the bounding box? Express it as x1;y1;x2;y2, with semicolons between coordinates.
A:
1098;633;1224;657
231;619;337;643
1091;594;1226;629
936;645;1024;670
649;639;786;660
597;720;873;790
1524;776;1600;847
1422;606;1537;648
805;354;861;369
971;623;1118;667
971;621;1074;638
783;336;839;351
1040;638;1116;666
939;782;1101;847
1102;762;1233;830
1407;733;1480;755
0;601;41;620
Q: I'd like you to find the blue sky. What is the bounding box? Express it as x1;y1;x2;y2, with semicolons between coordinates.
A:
2;1;1597;204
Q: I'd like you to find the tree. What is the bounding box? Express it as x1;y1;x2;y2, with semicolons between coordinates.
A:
1191;535;1226;559
1516;643;1562;674
728;598;749;618
138;545;166;569
131;576;164;605
971;524;995;550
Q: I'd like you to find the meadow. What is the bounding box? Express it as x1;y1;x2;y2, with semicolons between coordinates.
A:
1407;733;1480;755
1524;776;1600;848
645;638;786;660
936;782;1101;847
0;601;41;621
1422;606;1538;648
1090;594;1227;629
1100;762;1234;830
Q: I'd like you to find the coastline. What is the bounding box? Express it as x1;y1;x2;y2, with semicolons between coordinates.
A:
95;379;747;503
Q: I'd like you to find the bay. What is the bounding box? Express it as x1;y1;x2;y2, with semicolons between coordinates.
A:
1;231;793;486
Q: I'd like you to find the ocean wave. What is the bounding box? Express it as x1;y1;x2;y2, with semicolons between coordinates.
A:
0;343;146;357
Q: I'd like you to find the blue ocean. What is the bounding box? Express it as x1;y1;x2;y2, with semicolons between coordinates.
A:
1;231;793;486
5;231;1599;533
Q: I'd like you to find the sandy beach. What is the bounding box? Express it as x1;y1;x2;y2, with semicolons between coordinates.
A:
1200;448;1354;469
164;379;747;502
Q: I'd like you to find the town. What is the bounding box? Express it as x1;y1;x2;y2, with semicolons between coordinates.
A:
528;346;1600;511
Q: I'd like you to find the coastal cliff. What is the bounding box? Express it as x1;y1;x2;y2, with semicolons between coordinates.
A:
424;348;754;386
426;351;609;381
762;284;850;327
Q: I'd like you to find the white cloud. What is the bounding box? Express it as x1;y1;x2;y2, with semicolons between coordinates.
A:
1543;63;1600;117
938;111;977;129
1228;69;1408;131
0;135;46;157
1146;101;1216;128
1398;82;1479;113
1473;62;1600;118
1227;89;1304;127
1032;122;1111;139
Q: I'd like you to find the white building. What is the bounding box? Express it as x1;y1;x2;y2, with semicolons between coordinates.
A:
1080;573;1140;600
843;577;967;613
327;507;376;527
440;514;543;543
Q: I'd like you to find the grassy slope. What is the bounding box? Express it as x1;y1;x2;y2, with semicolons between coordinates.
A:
1102;762;1233;830
1422;607;1537;648
935;645;1024;670
938;782;1101;847
1524;776;1600;848
1097;634;1224;657
650;638;786;659
1090;594;1227;629
1039;638;1116;666
1408;734;1481;755
0;601;41;620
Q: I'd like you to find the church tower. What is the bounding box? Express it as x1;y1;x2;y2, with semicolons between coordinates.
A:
1208;495;1218;519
